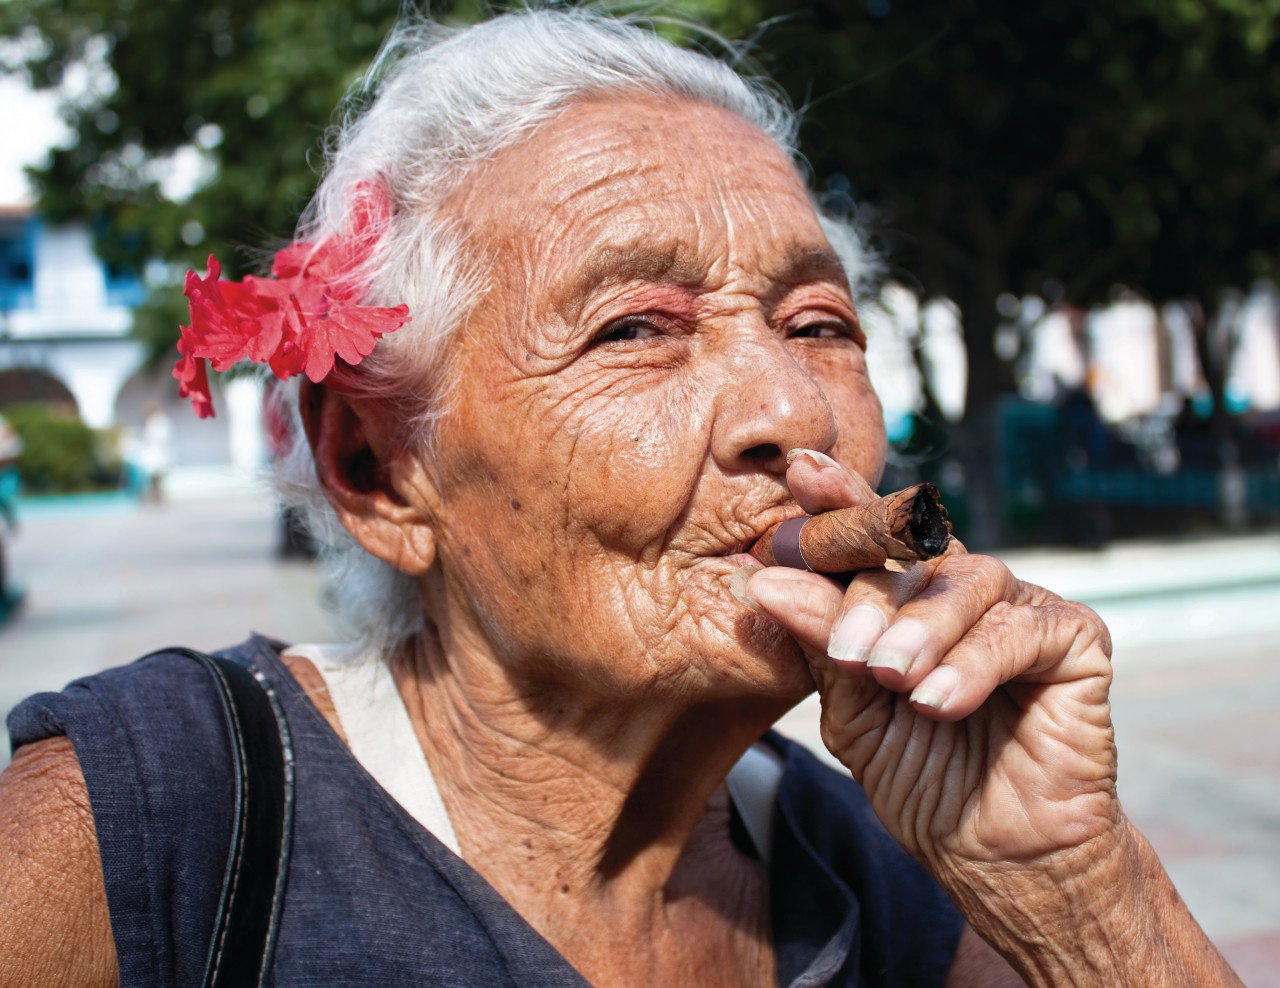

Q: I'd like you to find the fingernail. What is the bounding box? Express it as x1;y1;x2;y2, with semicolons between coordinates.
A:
786;447;840;469
867;618;930;676
827;604;886;663
727;563;763;610
911;665;959;710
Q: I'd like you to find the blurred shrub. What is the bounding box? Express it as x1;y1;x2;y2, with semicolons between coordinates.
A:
3;403;123;494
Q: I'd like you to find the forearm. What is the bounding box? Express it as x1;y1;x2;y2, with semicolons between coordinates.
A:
942;818;1241;988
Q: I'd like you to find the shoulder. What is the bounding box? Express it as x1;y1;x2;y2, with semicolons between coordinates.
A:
3;640;278;987
5;641;292;846
0;737;117;987
8;640;278;756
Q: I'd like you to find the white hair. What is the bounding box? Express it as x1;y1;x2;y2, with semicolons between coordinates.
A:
276;6;877;657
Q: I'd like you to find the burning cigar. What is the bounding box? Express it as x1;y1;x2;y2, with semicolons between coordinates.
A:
750;483;952;573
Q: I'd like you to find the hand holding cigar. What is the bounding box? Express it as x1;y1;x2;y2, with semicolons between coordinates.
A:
750;483;952;573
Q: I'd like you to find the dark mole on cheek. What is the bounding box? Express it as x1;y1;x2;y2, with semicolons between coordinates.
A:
560;883;570;894
524;351;535;362
511;498;522;511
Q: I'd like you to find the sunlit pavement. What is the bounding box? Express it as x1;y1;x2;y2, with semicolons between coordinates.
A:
2;490;1277;983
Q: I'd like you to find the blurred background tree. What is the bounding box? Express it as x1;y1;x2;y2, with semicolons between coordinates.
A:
3;0;1278;540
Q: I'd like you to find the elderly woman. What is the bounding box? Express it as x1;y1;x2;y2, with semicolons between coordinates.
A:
0;10;1239;987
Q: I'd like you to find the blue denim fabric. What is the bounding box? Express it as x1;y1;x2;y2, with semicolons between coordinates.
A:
9;635;962;986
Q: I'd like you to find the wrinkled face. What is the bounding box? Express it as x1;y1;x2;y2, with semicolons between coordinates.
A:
425;94;885;704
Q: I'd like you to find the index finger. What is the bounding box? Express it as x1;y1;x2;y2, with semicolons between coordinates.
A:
824;562;935;663
784;447;878;514
824;537;969;663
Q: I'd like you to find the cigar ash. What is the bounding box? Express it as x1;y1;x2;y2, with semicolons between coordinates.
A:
907;487;951;557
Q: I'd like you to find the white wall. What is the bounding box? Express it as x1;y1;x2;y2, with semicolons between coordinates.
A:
6;224;130;338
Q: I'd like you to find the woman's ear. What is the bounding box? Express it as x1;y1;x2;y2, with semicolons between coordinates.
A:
300;380;439;576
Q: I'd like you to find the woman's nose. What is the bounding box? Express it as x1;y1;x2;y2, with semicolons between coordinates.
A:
709;335;837;475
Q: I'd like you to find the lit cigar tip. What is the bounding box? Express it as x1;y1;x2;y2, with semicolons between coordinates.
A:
905;483;951;558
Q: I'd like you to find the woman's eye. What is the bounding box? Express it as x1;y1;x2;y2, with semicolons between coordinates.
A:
790;322;845;339
593;318;662;345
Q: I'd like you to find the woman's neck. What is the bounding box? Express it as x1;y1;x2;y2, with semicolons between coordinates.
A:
389;626;786;986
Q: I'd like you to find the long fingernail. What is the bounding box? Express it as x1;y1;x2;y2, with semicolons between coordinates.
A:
827;604;886;663
727;563;763;610
911;665;959;710
786;447;840;469
867;618;930;676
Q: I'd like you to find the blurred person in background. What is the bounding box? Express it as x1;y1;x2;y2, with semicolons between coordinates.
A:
0;9;1240;986
138;402;173;504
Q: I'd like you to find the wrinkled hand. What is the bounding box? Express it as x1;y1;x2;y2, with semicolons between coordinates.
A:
748;452;1120;895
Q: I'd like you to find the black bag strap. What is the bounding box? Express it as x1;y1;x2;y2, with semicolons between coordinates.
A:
160;648;295;988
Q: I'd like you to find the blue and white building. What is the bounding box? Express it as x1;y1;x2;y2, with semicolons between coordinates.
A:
0;205;265;479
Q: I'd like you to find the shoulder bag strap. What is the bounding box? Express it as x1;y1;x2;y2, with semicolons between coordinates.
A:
160;648;295;988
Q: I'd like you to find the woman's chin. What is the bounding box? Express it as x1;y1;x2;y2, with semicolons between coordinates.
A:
738;619;817;701
702;582;817;703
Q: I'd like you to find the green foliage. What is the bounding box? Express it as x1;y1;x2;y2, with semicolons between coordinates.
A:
2;0;412;277
2;403;123;493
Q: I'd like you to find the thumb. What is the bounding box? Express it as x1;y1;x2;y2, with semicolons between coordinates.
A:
747;566;876;694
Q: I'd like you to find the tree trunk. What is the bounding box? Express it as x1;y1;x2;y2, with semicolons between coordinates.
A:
1189;301;1247;528
950;279;1016;550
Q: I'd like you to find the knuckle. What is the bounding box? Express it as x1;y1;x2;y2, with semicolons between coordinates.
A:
1039;598;1114;662
814;590;846;630
959;598;1032;660
1061;599;1113;657
982;598;1020;632
1017;578;1061;606
930;553;1011;612
850;566;915;607
788;583;842;633
972;554;1015;596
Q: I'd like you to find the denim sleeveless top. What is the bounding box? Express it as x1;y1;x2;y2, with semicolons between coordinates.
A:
8;635;963;986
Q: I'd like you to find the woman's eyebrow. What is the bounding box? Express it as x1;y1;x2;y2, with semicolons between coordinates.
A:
776;245;850;289
562;242;850;313
565;241;689;305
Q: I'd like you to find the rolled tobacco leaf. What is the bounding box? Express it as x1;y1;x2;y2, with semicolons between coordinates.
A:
750;483;952;573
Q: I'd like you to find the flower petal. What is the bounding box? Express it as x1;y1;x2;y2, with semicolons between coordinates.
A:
172;345;215;419
298;303;410;382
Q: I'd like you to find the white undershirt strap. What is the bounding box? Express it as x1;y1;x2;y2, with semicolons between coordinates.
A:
725;739;784;866
282;642;461;856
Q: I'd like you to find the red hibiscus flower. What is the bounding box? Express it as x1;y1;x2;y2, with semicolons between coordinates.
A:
172;190;410;418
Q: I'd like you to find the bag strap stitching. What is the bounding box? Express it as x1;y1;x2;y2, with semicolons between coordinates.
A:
247;664;296;977
202;657;252;982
